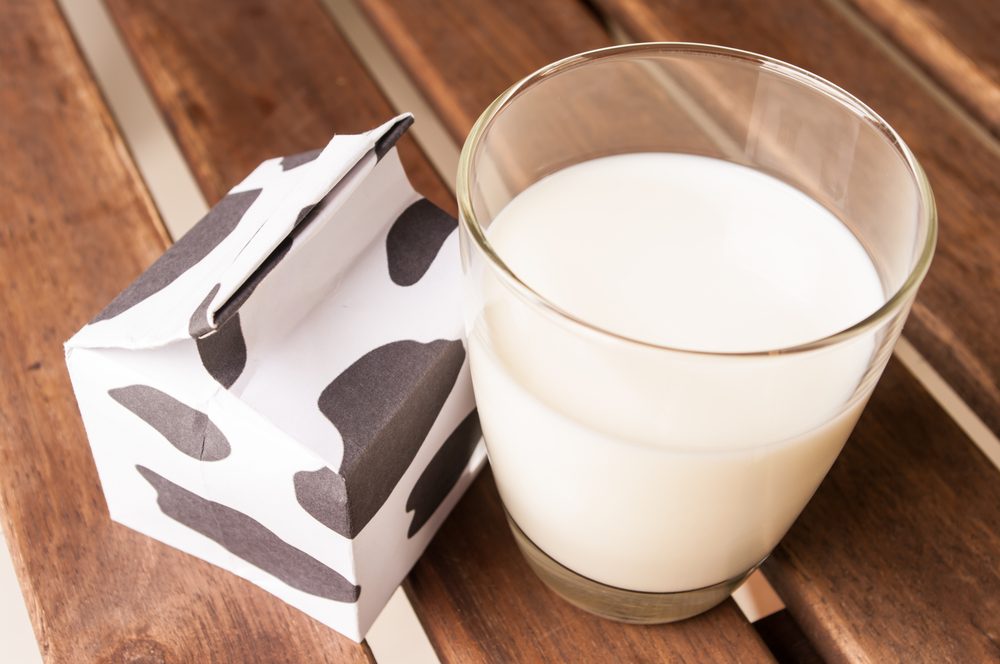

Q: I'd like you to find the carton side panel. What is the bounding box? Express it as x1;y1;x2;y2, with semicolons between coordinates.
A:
65;346;364;639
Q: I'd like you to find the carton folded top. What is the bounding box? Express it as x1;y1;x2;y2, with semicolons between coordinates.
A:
69;115;414;351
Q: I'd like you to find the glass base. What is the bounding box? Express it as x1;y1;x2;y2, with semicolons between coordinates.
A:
506;514;762;624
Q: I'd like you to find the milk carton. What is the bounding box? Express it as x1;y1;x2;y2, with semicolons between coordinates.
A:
65;116;483;641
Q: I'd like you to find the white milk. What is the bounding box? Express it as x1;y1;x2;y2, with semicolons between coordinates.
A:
466;153;885;592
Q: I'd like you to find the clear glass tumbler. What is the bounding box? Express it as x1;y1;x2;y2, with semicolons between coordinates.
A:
457;43;936;623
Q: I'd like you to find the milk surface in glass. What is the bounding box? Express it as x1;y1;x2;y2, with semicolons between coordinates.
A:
468;153;885;592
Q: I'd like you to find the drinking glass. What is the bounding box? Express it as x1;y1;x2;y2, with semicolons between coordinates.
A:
456;43;936;623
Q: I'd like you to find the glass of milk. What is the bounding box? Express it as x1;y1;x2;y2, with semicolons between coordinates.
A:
457;43;936;623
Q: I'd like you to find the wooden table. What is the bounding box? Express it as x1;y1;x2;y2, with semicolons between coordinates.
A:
2;1;998;661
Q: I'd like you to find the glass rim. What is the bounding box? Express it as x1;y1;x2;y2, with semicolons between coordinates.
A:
457;42;937;358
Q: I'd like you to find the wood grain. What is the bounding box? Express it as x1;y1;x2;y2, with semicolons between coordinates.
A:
103;0;452;212
408;468;774;663
357;0;614;143
101;0;777;659
592;0;1000;472
0;1;372;662
845;0;1000;137
765;358;1000;663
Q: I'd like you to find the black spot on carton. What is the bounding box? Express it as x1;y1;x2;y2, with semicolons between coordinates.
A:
109;385;230;461
137;466;359;602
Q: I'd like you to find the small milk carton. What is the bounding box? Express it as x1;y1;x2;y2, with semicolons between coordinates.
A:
65;116;484;641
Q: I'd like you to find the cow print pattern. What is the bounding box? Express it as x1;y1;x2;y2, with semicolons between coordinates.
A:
385;199;458;286
280;148;322;171
109;385;230;461
93;189;261;323
137;466;360;602
189;234;296;387
295;339;466;538
195;313;247;389
189;284;222;339
218;228;295;323
374;116;413;160
190;283;249;388
406;409;481;537
293;467;347;534
294;204;316;228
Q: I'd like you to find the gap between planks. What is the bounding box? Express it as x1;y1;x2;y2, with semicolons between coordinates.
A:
58;0;207;239
822;0;1000;159
0;524;42;664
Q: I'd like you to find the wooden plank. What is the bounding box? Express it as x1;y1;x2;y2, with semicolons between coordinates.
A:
0;2;372;662
104;0;774;659
585;1;1000;659
408;469;773;663
765;358;1000;663
846;0;1000;137
102;0;452;212
592;0;1000;472
357;0;615;143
